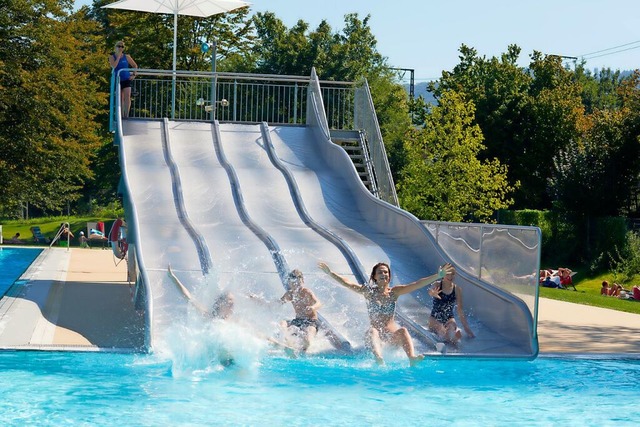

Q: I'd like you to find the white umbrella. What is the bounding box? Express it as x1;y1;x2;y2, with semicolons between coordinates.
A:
102;0;251;71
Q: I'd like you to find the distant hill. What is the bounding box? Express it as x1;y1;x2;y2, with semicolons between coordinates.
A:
404;69;637;104
404;82;437;104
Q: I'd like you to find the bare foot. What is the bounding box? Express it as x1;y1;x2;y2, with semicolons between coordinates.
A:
409;354;425;367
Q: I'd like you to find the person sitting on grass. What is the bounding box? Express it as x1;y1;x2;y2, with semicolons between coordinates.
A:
608;283;624;297
557;268;573;289
8;233;24;244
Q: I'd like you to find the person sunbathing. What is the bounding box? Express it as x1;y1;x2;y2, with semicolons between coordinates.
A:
8;233;24;244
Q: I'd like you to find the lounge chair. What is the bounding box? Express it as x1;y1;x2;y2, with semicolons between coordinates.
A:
30;226;50;244
86;221;108;249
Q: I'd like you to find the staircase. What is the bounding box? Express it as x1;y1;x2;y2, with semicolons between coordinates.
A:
330;129;378;198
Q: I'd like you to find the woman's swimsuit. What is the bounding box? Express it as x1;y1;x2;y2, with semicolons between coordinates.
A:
363;287;397;339
430;281;456;324
112;53;131;85
364;287;396;317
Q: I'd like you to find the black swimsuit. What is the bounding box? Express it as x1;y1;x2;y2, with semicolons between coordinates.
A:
431;281;456;324
287;318;319;330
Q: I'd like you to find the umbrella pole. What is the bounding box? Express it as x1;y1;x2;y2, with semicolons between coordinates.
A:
171;12;178;119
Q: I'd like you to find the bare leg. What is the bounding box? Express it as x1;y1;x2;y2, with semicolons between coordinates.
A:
366;328;385;365
428;317;447;340
444;319;462;346
391;327;424;366
300;326;317;353
122;87;132;118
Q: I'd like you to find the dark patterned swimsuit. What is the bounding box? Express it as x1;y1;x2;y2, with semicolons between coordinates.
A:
364;287;397;319
430;281;456;324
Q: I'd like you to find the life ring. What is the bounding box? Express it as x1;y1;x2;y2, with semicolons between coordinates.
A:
109;218;128;260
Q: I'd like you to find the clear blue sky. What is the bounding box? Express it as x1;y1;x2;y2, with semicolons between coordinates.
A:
78;0;640;82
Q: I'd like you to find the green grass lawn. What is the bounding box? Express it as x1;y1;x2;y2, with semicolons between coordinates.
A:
539;271;640;315
1;217;116;246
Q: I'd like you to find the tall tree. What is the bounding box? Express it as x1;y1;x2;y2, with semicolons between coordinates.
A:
398;90;514;222
430;45;584;209
0;0;104;216
551;71;640;217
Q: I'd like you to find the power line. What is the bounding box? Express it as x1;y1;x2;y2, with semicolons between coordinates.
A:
582;44;640;60
579;39;640;58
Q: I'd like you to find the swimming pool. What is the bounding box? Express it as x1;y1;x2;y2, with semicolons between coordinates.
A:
1;248;638;425
0;247;42;297
0;351;638;425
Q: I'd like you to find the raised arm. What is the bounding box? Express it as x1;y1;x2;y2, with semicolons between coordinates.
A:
108;52;121;69
318;262;363;293
167;265;208;315
393;263;454;296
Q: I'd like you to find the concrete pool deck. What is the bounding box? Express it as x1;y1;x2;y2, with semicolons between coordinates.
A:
0;246;639;355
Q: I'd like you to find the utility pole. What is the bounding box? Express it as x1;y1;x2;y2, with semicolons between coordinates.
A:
390;67;415;98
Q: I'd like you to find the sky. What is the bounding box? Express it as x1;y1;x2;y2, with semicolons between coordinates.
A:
77;0;640;82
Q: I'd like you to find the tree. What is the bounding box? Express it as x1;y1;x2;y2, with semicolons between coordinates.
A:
573;63;624;114
248;12;388;81
551;71;640;217
0;0;104;217
397;90;514;222
430;45;584;209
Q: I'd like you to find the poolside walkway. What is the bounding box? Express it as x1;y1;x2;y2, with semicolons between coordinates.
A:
0;247;144;351
0;247;639;354
537;298;640;354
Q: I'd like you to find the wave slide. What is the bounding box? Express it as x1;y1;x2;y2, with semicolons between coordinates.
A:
117;117;536;359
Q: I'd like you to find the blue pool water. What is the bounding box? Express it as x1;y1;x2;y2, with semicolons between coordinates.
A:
0;351;638;425
1;248;639;425
0;247;42;296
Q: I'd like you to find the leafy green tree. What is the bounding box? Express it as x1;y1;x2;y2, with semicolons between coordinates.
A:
550;109;632;216
550;70;640;217
573;63;624;114
0;0;104;217
248;12;387;81
398;90;514;221
430;45;584;209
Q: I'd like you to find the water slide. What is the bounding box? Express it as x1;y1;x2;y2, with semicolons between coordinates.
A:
117;118;537;358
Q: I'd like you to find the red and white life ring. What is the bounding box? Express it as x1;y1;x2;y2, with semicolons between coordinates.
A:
109;218;128;260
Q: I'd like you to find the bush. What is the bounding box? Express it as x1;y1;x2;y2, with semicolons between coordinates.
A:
499;209;629;267
609;231;640;283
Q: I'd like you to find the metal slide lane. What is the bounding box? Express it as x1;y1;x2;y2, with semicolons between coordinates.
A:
119;120;207;347
265;124;536;356
161;120;351;351
160;120;290;342
214;122;371;351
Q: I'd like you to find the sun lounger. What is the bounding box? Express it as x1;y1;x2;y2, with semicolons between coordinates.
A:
86;222;108;249
30;226;50;244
